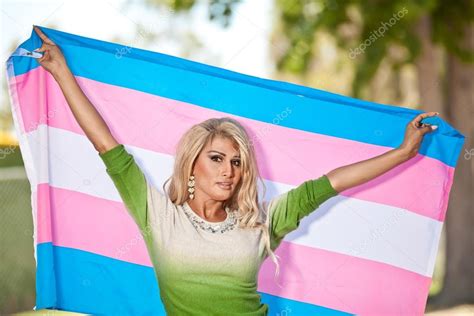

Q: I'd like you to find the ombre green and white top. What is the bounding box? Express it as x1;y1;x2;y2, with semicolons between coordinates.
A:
99;143;339;315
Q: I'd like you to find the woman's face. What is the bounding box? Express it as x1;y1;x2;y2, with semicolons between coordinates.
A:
192;136;242;202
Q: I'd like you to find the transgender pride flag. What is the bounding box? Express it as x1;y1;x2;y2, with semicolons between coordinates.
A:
6;26;464;315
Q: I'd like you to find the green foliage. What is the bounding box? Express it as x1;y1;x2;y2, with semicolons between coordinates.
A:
275;0;473;96
149;0;242;27
152;0;473;96
209;0;242;27
151;0;196;11
432;0;474;62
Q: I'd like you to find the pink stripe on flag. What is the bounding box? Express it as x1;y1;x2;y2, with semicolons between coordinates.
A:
15;68;453;221
37;184;53;244
258;242;431;316
37;184;152;266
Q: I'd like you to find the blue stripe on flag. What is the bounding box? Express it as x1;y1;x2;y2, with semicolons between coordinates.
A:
9;26;465;167
36;242;353;315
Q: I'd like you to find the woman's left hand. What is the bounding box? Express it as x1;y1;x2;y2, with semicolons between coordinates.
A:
398;111;439;159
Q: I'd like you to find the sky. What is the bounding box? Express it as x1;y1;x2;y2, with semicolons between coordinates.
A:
1;0;275;130
1;0;274;74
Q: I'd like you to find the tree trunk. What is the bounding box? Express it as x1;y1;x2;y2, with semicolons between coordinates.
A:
432;23;474;307
414;14;444;114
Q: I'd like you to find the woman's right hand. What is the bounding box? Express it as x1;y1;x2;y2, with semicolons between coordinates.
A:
33;26;69;77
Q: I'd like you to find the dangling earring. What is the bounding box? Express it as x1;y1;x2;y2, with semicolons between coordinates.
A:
188;175;195;200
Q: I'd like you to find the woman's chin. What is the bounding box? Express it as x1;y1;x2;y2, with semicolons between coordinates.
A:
212;191;233;200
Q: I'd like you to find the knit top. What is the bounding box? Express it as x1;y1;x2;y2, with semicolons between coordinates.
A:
99;143;339;315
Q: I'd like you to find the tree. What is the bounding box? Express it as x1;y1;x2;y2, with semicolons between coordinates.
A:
438;23;473;307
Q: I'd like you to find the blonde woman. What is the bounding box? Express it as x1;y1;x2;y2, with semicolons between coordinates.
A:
33;26;439;315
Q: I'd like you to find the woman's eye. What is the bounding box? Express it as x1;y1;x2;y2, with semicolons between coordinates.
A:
211;156;240;166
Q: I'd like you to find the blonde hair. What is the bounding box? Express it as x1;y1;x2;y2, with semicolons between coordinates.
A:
161;117;281;279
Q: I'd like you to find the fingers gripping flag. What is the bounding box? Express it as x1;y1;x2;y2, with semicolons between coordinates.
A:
5;26;465;315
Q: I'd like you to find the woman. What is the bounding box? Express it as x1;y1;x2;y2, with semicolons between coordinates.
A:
33;26;439;315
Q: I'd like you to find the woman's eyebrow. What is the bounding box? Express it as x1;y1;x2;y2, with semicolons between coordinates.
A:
207;150;241;158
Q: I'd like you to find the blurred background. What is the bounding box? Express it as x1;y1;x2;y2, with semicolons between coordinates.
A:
1;0;472;315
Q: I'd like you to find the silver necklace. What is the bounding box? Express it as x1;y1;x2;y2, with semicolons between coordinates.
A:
182;202;238;233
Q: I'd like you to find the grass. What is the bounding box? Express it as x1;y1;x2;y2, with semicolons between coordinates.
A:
0;145;23;167
0;176;36;313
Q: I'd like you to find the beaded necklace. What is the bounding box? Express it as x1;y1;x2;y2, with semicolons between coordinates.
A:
182;201;238;233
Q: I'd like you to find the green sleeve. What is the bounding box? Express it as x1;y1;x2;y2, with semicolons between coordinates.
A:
98;144;149;232
268;174;339;251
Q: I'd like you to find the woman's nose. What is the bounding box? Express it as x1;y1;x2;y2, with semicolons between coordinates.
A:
222;162;234;177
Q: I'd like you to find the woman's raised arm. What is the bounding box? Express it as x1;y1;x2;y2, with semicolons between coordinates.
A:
33;26;118;154
326;111;439;193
